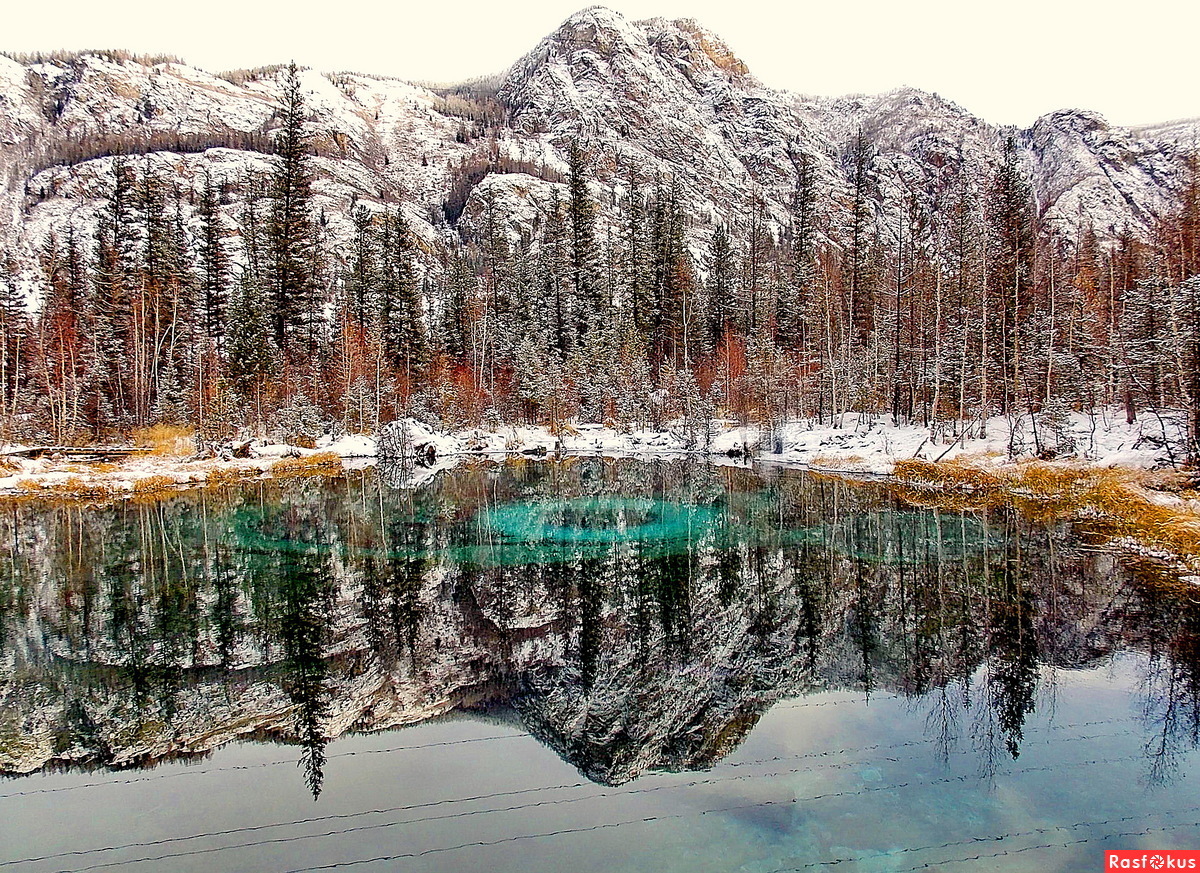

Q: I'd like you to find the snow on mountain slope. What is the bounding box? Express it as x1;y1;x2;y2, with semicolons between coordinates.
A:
493;7;1198;252
0;55;480;299
1024;109;1182;237
0;6;1196;302
497;6;821;231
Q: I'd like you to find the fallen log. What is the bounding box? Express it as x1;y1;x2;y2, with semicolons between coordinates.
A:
1;446;152;461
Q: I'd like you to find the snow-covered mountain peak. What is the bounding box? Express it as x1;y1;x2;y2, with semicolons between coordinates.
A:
640;15;753;81
0;7;1195;297
500;6;760;139
555;5;649;51
1031;108;1111;138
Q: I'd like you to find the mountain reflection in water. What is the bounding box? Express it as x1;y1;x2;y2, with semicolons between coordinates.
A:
0;458;1197;800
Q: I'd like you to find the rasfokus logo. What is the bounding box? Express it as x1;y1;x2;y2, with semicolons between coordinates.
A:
1107;851;1200;869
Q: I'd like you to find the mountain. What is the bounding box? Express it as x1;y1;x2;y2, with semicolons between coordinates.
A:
0;6;1195;300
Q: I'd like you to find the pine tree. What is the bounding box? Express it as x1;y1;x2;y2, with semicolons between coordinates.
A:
706;222;737;351
479;193;513;348
240;170;270;289
346;205;377;328
743;199;772;339
847;128;877;341
89;161;140;427
438;246;474;365
649;178;690;362
1168;152;1200;454
624;166;653;342
779;152;819;351
163;180;198;425
0;251;25;429
38;234;88;440
135;163;189;425
225;270;277;427
540;190;573;358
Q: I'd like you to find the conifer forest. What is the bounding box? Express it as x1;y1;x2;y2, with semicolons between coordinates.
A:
0;56;1197;453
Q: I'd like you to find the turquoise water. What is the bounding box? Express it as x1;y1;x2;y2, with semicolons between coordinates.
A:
0;458;1196;871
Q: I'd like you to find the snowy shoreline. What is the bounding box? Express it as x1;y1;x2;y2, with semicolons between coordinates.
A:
365;406;1184;474
0;407;1187;500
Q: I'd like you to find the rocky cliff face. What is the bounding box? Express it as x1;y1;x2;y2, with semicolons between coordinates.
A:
0;6;1195;298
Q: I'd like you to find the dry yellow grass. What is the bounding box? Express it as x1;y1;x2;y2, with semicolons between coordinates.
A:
6;476;116;503
808;454;867;469
53;476;111;498
206;466;254;488
893;458;1002;498
128;474;191;504
133;424;195;457
269;452;343;479
132;475;178;495
892;458;1200;570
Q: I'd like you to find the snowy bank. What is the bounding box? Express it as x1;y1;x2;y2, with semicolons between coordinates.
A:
363;408;1188;475
0;407;1188;500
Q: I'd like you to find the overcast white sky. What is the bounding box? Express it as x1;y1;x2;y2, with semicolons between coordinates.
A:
3;0;1196;128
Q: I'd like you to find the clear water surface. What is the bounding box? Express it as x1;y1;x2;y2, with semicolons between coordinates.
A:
0;458;1197;872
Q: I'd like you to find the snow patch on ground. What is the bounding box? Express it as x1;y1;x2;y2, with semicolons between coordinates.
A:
0;407;1187;498
361;408;1187;473
319;434;377;457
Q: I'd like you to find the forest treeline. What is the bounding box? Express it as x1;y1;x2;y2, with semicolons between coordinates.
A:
1;63;1198;453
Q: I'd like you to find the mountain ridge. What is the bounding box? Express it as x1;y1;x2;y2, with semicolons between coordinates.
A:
0;5;1196;301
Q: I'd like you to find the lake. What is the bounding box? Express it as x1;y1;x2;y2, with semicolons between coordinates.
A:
0;458;1197;872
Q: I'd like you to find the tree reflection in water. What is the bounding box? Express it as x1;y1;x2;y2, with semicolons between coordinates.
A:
0;459;1196;794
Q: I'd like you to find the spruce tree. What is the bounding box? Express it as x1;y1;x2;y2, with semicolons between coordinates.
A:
624;167;654;341
987;136;1035;413
540;190;573;358
650;179;690;362
379;208;426;379
269;62;316;355
90;160;140;426
39;233;88;440
347;204;377;328
225;270;277;422
779;153;818;351
847;128;877;341
567;140;601;337
438;247;473;365
198;170;230;344
0;251;25;424
743;199;771;339
136;163;189;424
706;223;736;351
479;195;513;345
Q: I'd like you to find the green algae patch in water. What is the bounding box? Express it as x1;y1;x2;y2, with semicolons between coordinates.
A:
462;496;725;566
480;497;720;545
226;494;725;568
